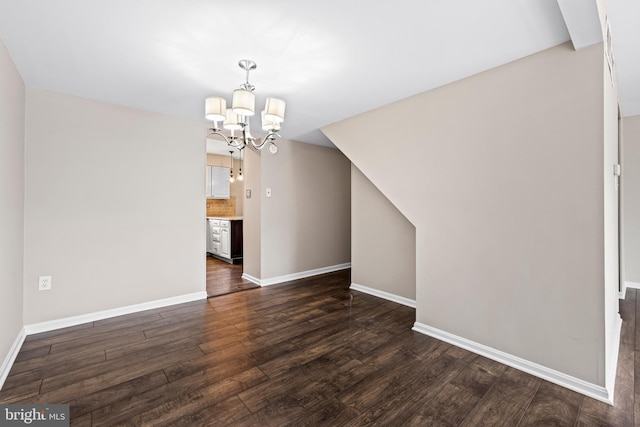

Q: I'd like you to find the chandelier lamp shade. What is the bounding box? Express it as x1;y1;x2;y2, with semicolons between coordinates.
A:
205;59;285;154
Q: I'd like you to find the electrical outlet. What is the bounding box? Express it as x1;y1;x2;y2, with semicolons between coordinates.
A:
38;276;52;291
266;188;272;198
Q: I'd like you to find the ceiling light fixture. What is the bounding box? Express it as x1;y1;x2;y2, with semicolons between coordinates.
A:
229;151;235;183
237;148;244;181
205;60;285;155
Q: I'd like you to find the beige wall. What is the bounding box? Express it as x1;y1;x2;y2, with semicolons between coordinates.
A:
323;42;609;386
0;40;25;371
23;89;206;324
243;148;261;279
206;153;243;216
623;115;640;283
259;139;351;279
351;165;415;300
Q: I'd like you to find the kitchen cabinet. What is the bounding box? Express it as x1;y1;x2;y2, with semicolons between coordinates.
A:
206;166;230;199
220;226;230;258
207;218;221;256
207;217;242;263
206;220;212;253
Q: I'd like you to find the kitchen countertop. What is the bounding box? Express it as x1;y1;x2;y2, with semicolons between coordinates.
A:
207;216;243;221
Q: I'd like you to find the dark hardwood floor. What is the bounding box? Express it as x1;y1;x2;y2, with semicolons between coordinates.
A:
0;271;636;426
206;255;258;297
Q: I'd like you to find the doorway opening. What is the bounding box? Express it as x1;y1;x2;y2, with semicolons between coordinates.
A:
206;256;258;297
205;140;256;297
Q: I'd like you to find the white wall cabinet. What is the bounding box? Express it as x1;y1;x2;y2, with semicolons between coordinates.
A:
206;166;230;199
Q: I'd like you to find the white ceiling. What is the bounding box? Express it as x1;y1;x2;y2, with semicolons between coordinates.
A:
0;0;637;152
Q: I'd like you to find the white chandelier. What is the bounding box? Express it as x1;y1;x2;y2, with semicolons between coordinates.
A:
205;59;285;154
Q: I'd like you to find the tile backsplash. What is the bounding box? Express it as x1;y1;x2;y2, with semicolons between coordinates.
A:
206;197;236;217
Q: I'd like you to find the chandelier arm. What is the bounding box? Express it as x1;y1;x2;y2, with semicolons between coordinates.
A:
250;138;265;150
250;131;280;150
228;139;245;149
208;128;246;149
207;129;231;145
251;137;270;150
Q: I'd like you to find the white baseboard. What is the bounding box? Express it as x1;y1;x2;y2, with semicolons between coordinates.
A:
606;314;623;401
0;327;27;391
241;273;261;286
625;281;640;290
243;263;351;287
412;322;612;405
350;283;416;308
619;281;628;299
24;291;207;335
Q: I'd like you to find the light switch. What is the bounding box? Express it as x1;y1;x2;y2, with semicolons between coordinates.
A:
39;276;52;291
266;188;272;198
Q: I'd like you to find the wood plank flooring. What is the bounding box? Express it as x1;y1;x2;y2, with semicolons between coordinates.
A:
0;271;636;426
206;255;258;297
